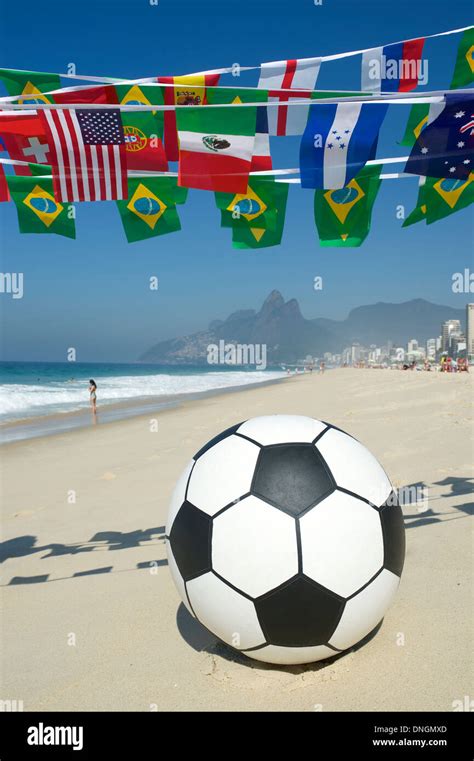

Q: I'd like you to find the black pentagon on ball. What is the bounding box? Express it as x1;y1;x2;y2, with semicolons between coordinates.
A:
255;575;344;647
380;492;406;577
169;501;212;581
251;443;335;517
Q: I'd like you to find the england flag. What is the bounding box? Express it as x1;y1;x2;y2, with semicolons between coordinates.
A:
258;57;321;136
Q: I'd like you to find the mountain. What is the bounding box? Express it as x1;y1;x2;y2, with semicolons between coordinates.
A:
139;291;466;364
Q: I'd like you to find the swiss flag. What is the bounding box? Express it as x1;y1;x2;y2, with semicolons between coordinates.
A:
0;112;51;175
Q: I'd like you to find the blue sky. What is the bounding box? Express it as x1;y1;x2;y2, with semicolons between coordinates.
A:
0;0;472;361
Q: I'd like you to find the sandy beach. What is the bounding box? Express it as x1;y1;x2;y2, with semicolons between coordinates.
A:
1;368;472;712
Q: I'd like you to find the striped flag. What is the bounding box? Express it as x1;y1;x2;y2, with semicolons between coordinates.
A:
300;101;388;189
361;39;425;94
251;107;272;171
40;108;127;202
258;57;321;136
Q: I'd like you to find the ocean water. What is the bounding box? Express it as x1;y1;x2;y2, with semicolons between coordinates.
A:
0;362;285;429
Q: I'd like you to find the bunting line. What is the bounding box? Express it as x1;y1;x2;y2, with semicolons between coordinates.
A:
0;24;469;88
1;90;467;111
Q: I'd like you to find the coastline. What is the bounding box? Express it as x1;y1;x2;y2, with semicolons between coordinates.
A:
1;367;472;711
0;372;289;445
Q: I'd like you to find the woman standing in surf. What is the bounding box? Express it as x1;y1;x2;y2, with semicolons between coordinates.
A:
89;379;97;415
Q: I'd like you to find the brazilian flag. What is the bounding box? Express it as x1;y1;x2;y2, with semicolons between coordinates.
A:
114;84;165;140
314;164;382;247
399;103;430;147
7;170;75;238
450;28;474;89
216;176;289;248
0;68;60;104
207;87;268;106
403;174;474;227
116;177;187;243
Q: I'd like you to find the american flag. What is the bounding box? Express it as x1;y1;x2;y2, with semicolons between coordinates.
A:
40;108;127;202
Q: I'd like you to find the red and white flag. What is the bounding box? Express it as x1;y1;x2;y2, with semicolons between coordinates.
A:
0;163;10;202
0;111;51;176
250;107;272;172
258;57;321;136
40;108;127;202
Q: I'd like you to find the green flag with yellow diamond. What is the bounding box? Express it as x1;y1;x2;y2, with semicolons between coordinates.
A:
314;164;382;247
399;103;431;147
403;174;474;227
215;176;289;248
7;170;75;238
0;68;60;103
114;84;165;140
450;28;474;89
116;177;187;243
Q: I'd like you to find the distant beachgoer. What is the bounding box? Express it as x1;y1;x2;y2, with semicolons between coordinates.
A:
319;361;325;374
89;379;97;414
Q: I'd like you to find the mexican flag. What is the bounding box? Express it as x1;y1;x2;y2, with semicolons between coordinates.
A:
450;28;474;89
216;176;289;248
403;174;474;226
0;68;60;103
177;105;257;193
116;176;188;243
314;164;381;247
208;87;271;172
7;169;76;238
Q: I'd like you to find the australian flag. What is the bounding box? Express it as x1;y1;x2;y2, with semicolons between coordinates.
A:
405;94;474;181
299;101;389;189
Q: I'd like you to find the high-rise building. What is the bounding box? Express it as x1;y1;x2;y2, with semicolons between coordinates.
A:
441;319;462;353
407;339;418;353
467;304;474;359
426;338;437;359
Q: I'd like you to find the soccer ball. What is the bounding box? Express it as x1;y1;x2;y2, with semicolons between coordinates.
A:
166;415;405;665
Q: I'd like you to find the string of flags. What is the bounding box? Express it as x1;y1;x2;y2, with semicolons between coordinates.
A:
0;25;472;248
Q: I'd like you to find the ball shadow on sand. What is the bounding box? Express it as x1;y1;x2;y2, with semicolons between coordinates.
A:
176;602;383;675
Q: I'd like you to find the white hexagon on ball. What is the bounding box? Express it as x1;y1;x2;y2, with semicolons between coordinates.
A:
238;414;327;446
212;495;298;598
329;568;400;651
187;435;260;516
300;490;384;598
186;572;265;650
316;428;392;507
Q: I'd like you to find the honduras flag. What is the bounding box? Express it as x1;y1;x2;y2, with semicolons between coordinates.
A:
300;101;389;189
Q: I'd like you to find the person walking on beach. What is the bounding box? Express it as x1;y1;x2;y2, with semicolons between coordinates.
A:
89;379;97;414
